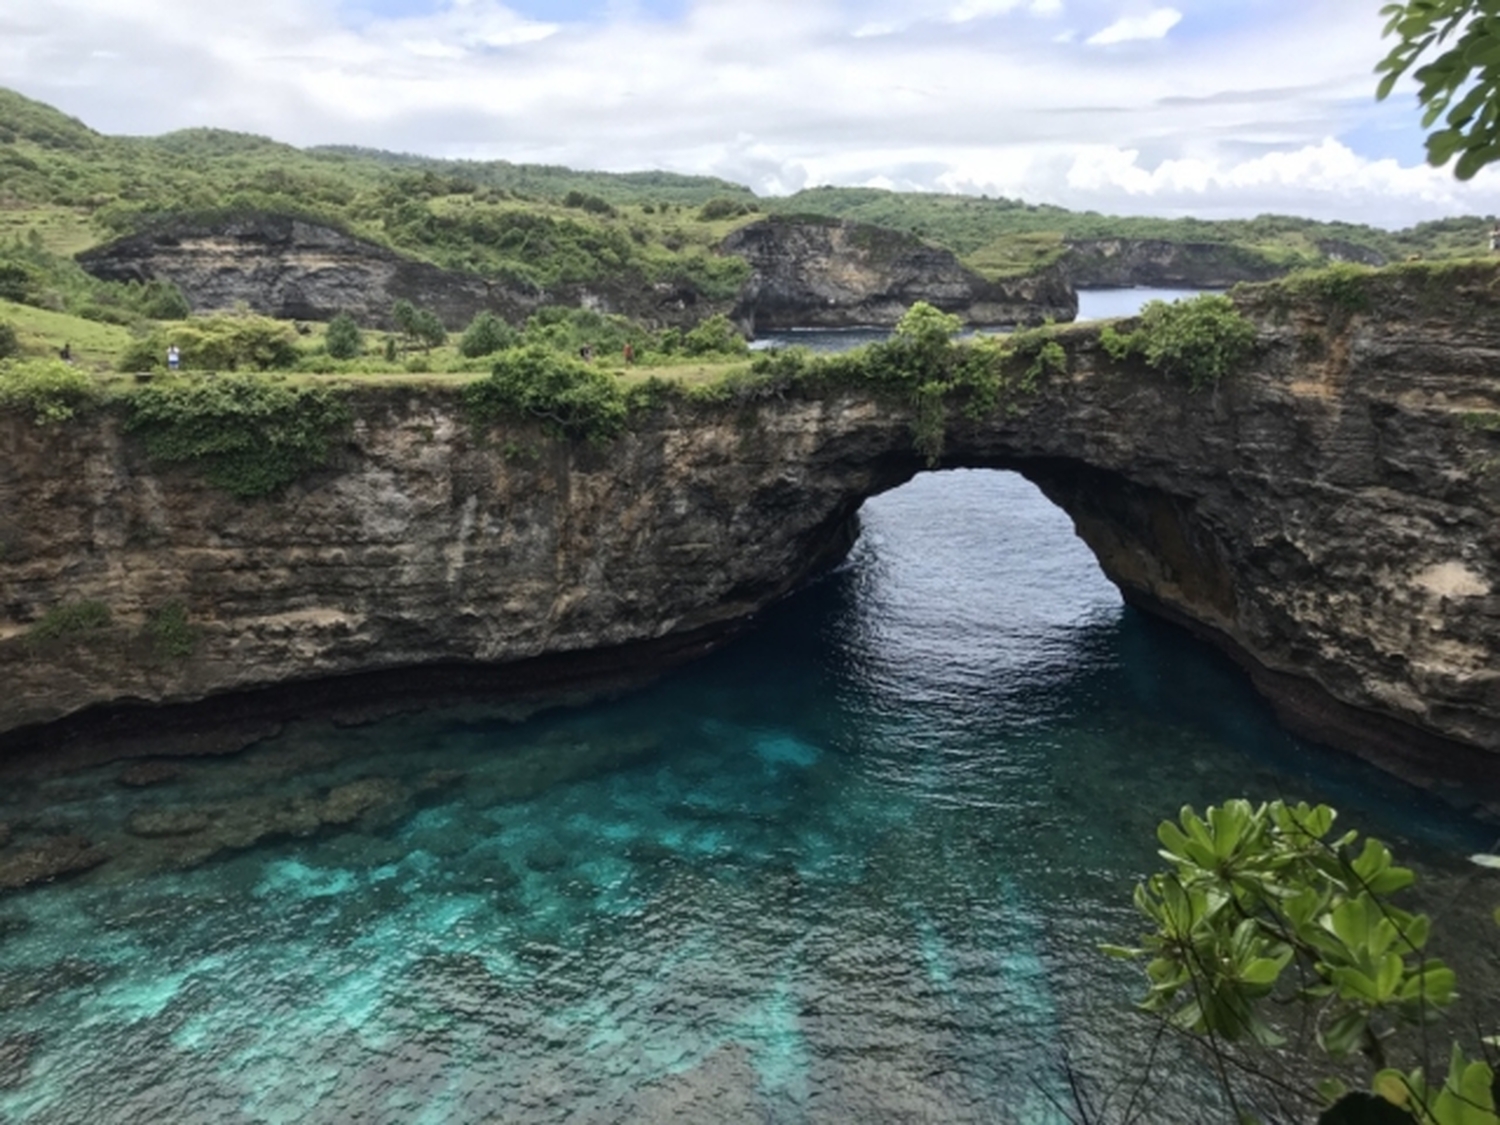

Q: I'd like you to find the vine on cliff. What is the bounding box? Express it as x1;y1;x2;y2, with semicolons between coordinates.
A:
125;374;352;498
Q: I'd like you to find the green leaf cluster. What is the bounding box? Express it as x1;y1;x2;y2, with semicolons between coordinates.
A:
124;374;351;498
144;601;197;661
1377;1;1500;179
0;357;101;423
463;345;628;444
1100;293;1257;391
0;320;16;359
27;599;111;643
1109;799;1496;1125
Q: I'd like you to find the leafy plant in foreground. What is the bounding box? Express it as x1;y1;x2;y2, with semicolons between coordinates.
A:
1105;799;1497;1124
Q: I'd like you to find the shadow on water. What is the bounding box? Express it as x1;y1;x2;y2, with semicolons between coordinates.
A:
0;469;1493;1124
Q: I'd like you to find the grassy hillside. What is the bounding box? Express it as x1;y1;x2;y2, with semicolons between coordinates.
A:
2;83;1495;327
767;186;1496;279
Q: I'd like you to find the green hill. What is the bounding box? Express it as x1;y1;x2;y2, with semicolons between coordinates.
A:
0;83;1495;333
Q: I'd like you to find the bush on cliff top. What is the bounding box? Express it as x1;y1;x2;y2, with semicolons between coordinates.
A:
0;357;101;423
119;314;302;373
125;374;351;498
1100;293;1256;391
464;345;628;443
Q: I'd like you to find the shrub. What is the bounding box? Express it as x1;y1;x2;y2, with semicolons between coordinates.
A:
0;358;100;423
28;600;111;643
698;197;751;221
118;314;302;373
0;321;18;359
324;312;362;360
145;602;197;660
464;345;627;443
125;374;352;497
134;280;191;320
562;190;616;217
392;300;447;350
1101;293;1256;391
459;310;519;358
683;313;749;357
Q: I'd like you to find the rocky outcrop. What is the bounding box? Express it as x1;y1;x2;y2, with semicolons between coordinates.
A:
722;216;1077;331
1;265;1497;805
1059;238;1302;289
77;214;537;329
74;214;724;331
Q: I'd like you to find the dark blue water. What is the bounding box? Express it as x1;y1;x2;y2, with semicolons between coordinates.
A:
0;472;1492;1123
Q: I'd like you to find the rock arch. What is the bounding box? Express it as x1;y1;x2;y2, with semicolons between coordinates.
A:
1;273;1496;805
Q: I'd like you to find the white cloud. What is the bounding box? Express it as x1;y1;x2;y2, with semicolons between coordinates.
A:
945;0;1063;23
1086;7;1182;45
0;0;1494;228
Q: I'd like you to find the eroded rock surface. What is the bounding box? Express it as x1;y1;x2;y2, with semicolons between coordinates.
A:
723;215;1077;330
75;214;723;331
1058;238;1297;289
0;267;1497;802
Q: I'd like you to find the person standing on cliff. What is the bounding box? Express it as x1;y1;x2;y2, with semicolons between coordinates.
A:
167;344;180;371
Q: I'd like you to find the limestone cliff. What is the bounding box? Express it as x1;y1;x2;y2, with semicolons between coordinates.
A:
1;265;1497;806
722;216;1077;331
1059;238;1315;289
75;214;725;330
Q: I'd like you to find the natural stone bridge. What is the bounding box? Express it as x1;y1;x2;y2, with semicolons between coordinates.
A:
2;268;1497;807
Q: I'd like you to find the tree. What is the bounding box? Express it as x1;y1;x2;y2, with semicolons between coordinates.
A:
412;308;447;350
1105;799;1497;1124
390;300;447;352
1377;1;1500;179
459;310;518;358
325;312;362;360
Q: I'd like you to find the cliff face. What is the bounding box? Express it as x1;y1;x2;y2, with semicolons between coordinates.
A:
722;216;1077;330
75;214;725;330
2;267;1498;804
1059;238;1305;289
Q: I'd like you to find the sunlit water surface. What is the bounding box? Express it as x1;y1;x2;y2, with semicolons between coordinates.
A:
0;472;1493;1124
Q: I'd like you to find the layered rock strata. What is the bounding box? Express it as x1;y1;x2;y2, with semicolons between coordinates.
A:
75;214;722;330
1;267;1497;805
1059;238;1302;289
723;216;1077;330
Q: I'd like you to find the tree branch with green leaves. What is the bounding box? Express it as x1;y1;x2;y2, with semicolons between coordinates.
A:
1105;799;1497;1124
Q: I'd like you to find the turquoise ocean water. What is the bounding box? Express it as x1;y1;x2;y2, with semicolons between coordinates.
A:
0;469;1494;1124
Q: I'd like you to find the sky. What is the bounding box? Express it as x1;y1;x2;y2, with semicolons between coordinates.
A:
1;0;1496;228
